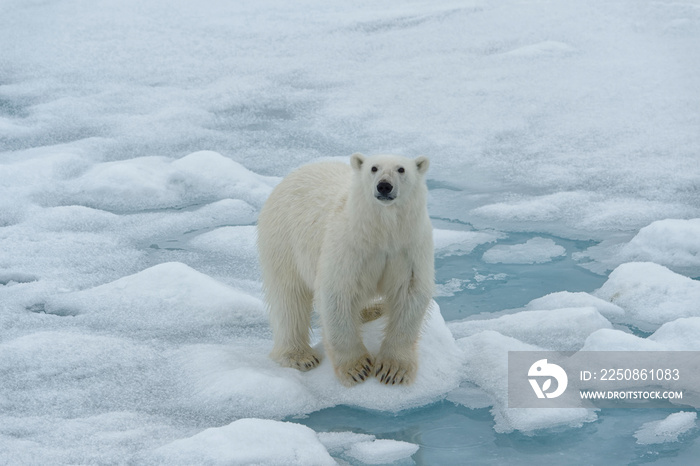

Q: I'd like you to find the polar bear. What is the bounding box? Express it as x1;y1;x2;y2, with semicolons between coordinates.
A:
257;153;434;386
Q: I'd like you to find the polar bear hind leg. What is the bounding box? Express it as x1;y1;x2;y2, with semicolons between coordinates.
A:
267;272;322;371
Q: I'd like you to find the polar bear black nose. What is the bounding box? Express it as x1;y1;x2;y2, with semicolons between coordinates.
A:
377;181;393;195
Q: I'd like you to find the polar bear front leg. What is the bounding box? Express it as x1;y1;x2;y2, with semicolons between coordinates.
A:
318;290;374;386
375;268;432;385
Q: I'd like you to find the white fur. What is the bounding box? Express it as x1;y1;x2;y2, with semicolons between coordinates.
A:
257;154;434;386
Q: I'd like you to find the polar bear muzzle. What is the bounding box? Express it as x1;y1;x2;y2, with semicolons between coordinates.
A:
375;180;395;201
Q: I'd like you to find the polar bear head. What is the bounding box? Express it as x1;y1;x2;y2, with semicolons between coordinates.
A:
350;153;429;206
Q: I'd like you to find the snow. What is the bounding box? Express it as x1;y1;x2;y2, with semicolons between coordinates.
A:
575;218;700;276
583;317;700;352
345;439;419;464
316;432;418;464
44;262;267;335
151;419;336;466
525;291;625;321
433;228;504;257
500;41;576;58
449;307;612;351
594;262;700;332
1;0;700;463
455;331;597;433
175;302;463;420
634;412;697;445
52;151;279;212
316;431;376;454
482;237;566;264
620;219;700;273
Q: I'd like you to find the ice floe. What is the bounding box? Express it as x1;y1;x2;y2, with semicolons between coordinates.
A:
634;412;697;445
482;237;566;264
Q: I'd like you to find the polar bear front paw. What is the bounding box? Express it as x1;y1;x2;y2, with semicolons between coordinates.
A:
334;354;374;387
374;356;417;385
275;347;322;372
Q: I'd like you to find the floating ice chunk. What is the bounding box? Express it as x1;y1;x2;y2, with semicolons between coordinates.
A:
316;431;376;455
449;307;611;351
434;277;470;297
433;228;504;257
594;262;700;331
177;302;463;419
648;317;700;350
583;317;700;351
45;262;266;334
576;219;700;276
346;438;419;464
457;331;597;433
618;219;700;276
526;291;625;320
470;192;591;234
634;412;697;445
303;301;463;412
152;419;335;466
581;328;660;351
482;237;565;264
470;192;693;240
501;41;576;58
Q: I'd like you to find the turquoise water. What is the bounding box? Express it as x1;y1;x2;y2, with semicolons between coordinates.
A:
288;232;699;465
434;233;603;320
295;403;699;465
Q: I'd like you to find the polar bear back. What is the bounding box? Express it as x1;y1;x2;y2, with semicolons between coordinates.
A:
257;161;350;290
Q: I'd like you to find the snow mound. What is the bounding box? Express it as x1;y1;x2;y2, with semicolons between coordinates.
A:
152;419;335;466
482;237;566;264
634;412;697;445
433;228;504;257
583;316;700;352
525;291;625;320
456;331;597;433
55;151;279;212
594;262;700;331
189;225;258;262
619;219;700;276
176;302;463;419
346;438;419;464
576;218;700;276
45;262;266;336
648;317;700;350
449;307;611;351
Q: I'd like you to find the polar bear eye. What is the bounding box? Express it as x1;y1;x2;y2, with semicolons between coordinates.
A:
398;167;405;174
371;166;378;173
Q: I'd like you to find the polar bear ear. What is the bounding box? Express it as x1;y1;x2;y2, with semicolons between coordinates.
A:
415;156;430;175
350;153;365;171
